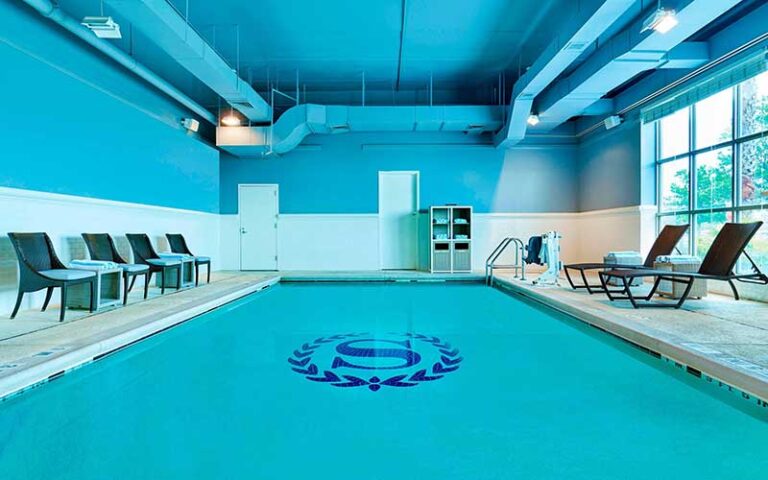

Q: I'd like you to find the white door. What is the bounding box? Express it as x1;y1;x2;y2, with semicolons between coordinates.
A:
379;171;419;270
239;184;278;270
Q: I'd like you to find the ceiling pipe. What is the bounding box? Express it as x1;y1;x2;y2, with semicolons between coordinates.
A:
494;0;637;148
216;104;503;157
19;0;216;124
532;0;740;132
105;0;271;122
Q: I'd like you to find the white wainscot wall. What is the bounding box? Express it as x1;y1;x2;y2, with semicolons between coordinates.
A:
219;214;379;271
220;206;654;272
0;187;220;313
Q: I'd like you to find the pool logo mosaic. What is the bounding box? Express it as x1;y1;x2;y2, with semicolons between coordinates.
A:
288;333;463;391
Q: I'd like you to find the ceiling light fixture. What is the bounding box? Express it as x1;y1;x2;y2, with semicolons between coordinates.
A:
641;7;679;34
81;16;122;39
527;114;540;126
221;110;241;127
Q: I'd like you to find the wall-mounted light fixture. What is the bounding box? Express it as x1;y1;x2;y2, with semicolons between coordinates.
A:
181;118;200;132
604;115;623;130
527;114;540;126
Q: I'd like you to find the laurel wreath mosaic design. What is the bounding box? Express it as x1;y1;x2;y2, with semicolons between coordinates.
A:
288;332;463;391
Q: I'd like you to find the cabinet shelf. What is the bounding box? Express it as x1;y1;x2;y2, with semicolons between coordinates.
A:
429;205;472;273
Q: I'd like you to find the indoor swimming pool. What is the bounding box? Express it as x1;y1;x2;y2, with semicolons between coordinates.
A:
0;282;766;479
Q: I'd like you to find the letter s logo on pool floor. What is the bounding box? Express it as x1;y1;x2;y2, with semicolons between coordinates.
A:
331;339;422;370
288;332;463;391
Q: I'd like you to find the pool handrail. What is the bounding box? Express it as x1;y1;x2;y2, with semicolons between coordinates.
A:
485;237;526;285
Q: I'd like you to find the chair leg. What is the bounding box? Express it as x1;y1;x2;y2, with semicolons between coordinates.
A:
207;264;210;283
123;273;130;306
128;276;137;293
10;291;24;319
564;266;577;289
581;269;596;294
89;280;97;313
161;268;166;295
727;279;740;301
41;287;54;312
59;285;68;322
176;266;181;290
195;263;200;287
144;272;151;299
622;277;640;309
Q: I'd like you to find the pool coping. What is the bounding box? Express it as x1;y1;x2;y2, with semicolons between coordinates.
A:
3;272;766;409
494;276;768;404
0;276;280;400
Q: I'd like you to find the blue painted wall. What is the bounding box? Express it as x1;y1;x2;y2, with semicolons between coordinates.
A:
220;133;578;214
0;2;219;213
576;119;643;211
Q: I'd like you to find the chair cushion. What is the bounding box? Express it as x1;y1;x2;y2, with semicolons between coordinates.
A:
121;264;150;273
147;259;181;267
194;256;211;263
39;269;96;281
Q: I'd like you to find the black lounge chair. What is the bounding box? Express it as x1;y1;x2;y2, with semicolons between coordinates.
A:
166;233;211;286
564;224;689;294
82;233;151;305
125;234;182;295
598;222;767;309
8;232;96;322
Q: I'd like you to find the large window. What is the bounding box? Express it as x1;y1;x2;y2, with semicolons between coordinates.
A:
655;71;768;271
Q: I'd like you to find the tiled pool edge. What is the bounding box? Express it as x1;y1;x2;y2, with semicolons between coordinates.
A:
494;277;768;405
0;276;280;400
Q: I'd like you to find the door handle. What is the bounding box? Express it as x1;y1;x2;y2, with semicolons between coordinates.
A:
240;227;248;234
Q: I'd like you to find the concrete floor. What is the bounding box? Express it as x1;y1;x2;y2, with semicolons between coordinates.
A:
1;269;766;404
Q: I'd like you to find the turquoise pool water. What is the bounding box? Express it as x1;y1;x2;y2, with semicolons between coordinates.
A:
0;283;766;479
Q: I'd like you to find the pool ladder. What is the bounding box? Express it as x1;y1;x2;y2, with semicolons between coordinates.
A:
485;237;526;285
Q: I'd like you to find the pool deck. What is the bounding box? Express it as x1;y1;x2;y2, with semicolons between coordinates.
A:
494;273;768;403
1;269;767;404
0;272;279;399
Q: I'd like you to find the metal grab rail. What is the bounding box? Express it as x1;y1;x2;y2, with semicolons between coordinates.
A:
485;237;526;285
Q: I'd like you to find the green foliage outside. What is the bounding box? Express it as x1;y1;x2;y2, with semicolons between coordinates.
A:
661;78;768;269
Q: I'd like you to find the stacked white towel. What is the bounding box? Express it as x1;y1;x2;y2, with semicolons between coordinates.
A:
158;253;193;260
69;259;118;270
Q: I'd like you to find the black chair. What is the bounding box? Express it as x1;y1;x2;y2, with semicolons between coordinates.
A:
564;224;689;294
8;232;96;322
599;222;768;309
125;234;182;295
82;233;150;305
166;233;211;286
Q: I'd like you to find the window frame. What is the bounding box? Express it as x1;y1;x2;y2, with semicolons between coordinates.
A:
655;81;768;261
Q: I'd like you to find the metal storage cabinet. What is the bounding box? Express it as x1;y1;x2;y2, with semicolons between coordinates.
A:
429;205;472;273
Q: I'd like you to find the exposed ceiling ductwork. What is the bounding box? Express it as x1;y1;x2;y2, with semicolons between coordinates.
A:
494;0;637;148
530;0;742;132
216;104;503;157
17;0;216;124
104;0;271;122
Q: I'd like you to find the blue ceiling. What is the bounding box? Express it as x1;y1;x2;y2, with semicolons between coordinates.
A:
59;0;572;107
53;0;761;117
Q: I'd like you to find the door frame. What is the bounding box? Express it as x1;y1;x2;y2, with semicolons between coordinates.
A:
238;183;279;271
377;171;420;270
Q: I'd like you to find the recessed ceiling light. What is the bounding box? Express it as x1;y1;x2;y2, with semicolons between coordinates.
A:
527;114;540;126
642;8;679;34
221;113;241;127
